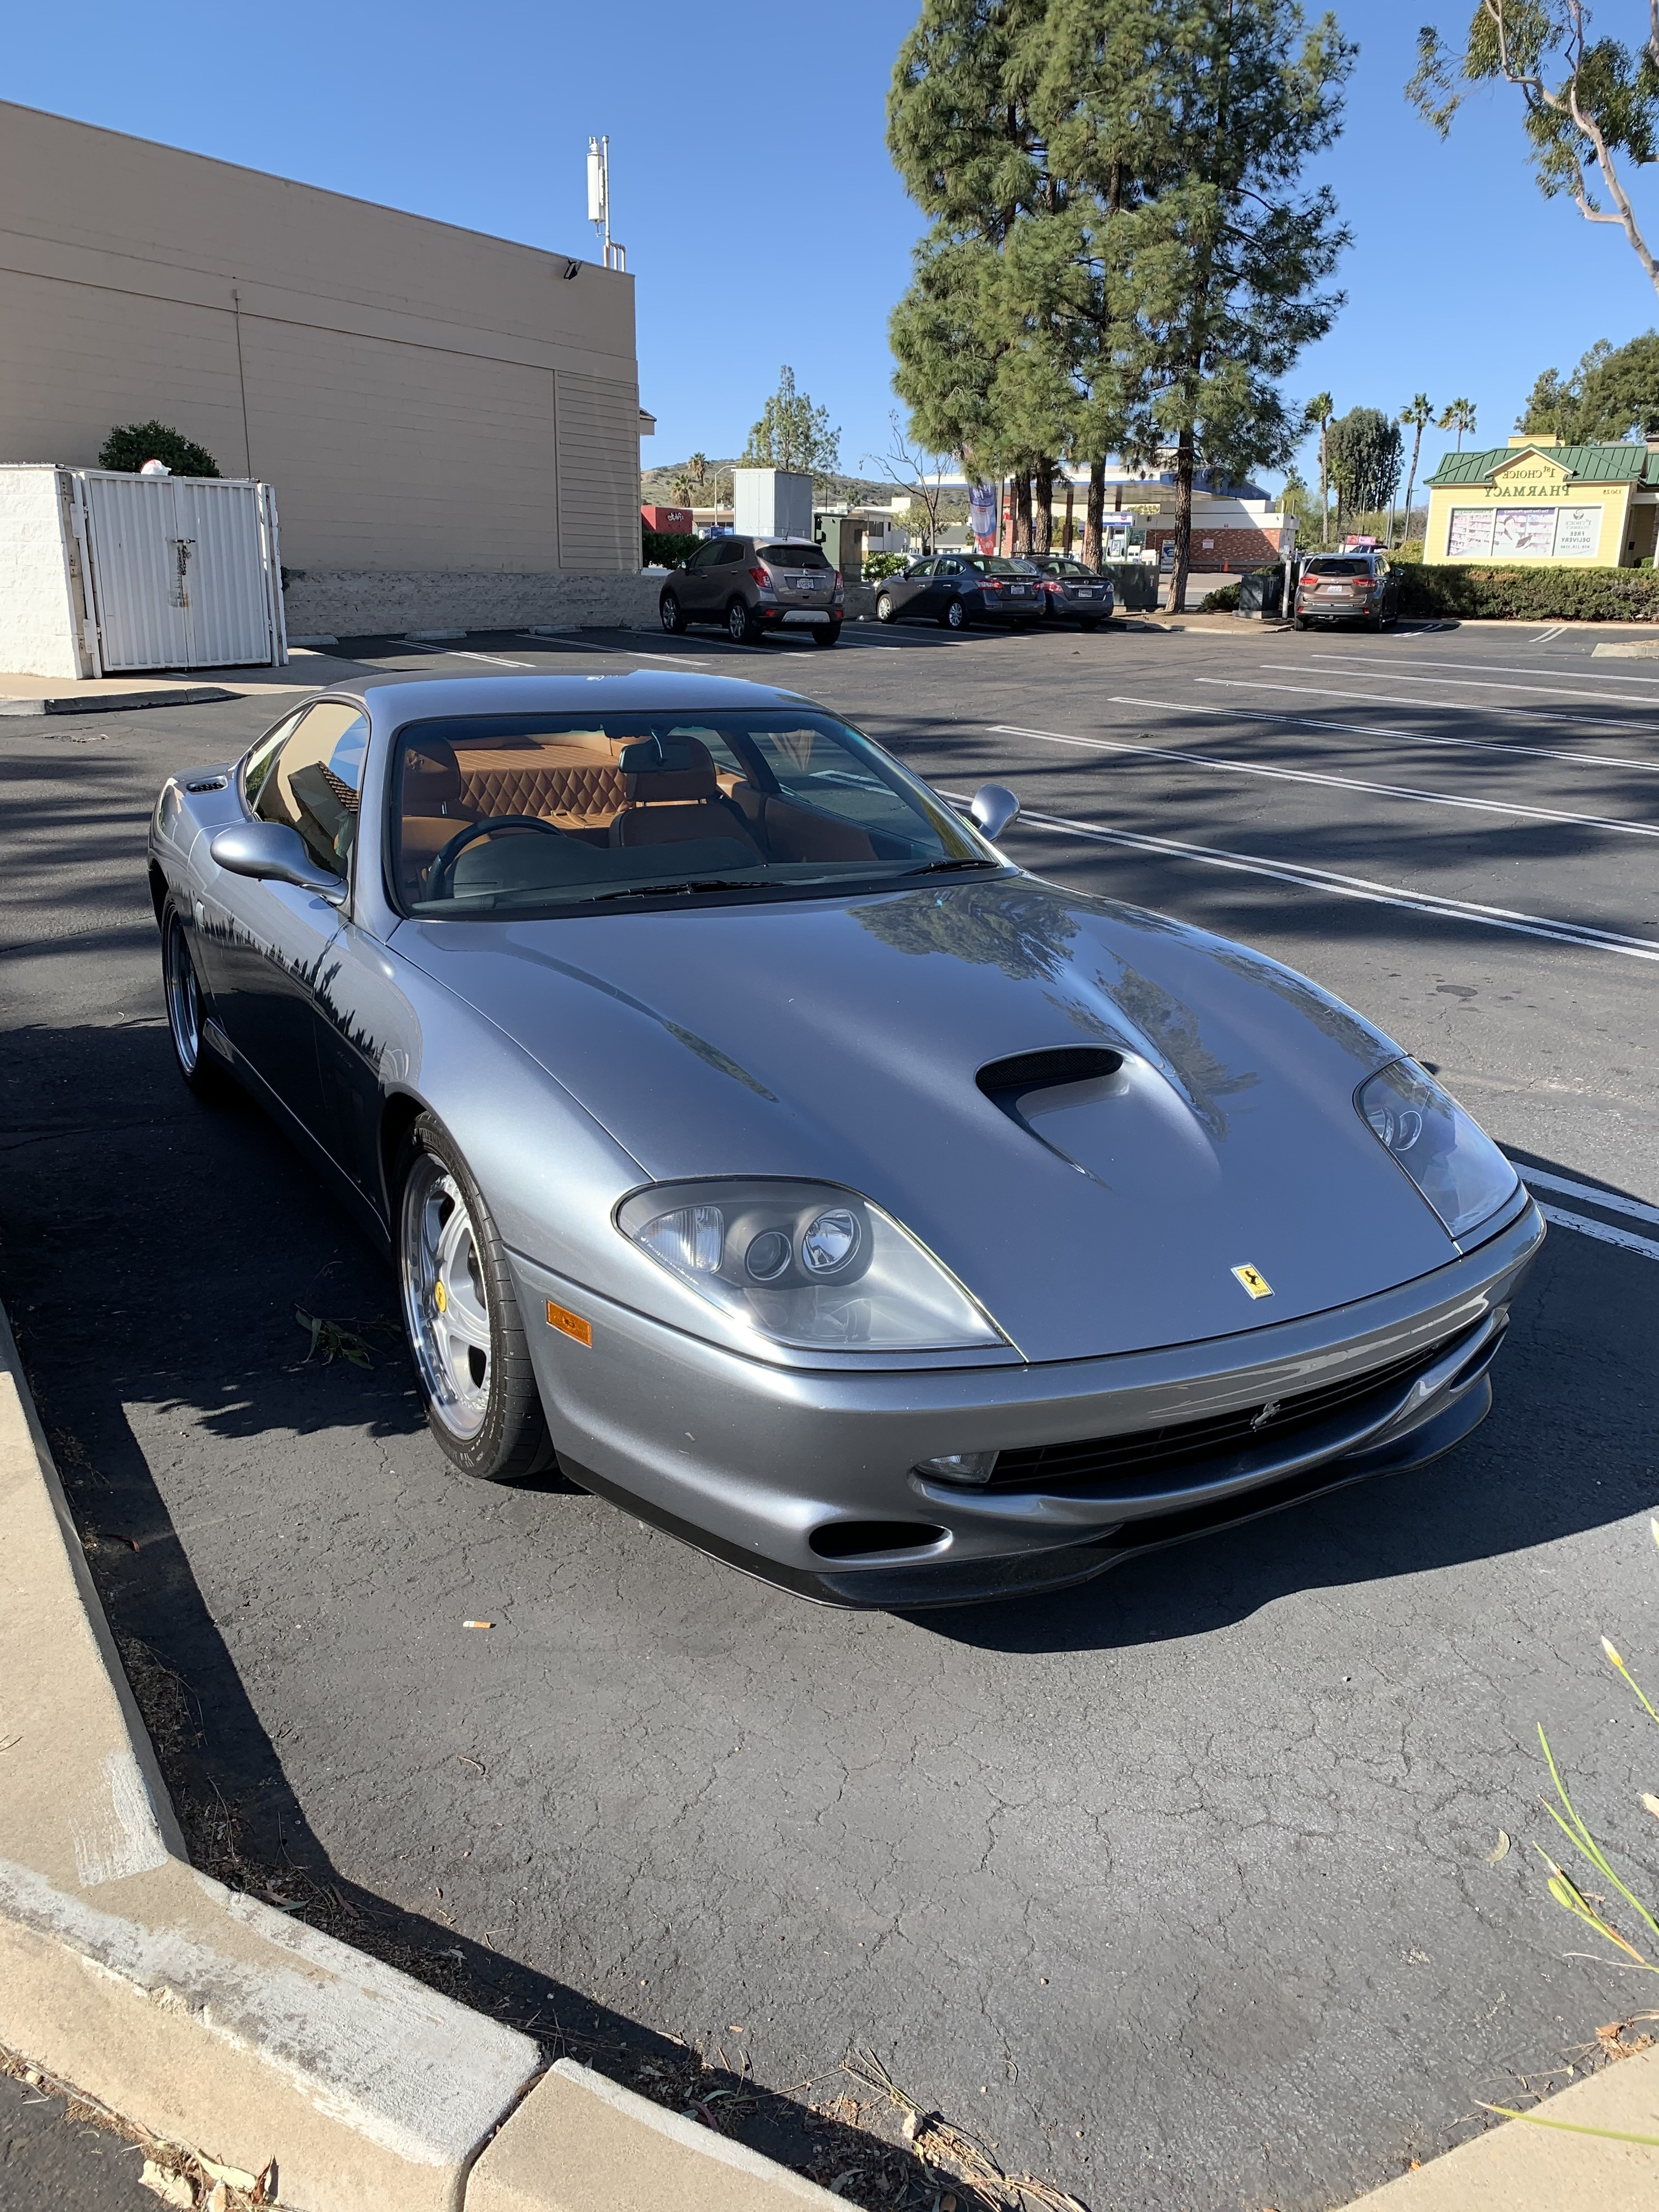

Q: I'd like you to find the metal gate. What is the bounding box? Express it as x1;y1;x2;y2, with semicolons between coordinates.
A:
79;472;286;673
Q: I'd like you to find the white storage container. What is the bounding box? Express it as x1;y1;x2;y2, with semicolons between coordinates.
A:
733;468;812;543
0;464;286;678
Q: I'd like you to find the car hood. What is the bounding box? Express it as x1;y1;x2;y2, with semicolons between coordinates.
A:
393;879;1458;1363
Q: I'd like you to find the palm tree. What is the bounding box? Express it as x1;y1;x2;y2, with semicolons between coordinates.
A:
1438;397;1476;453
1397;394;1434;544
1306;393;1334;544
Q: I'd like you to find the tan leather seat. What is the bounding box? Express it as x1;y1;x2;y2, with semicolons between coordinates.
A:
399;736;474;896
457;747;626;830
609;735;764;855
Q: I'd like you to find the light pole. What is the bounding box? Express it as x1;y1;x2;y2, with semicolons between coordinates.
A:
586;136;627;272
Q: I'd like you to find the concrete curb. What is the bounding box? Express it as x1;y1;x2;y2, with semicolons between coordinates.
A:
0;685;236;716
0;1295;840;2211
1339;2047;1659;2206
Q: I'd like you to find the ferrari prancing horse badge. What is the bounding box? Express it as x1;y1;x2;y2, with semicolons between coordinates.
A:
1232;1264;1273;1300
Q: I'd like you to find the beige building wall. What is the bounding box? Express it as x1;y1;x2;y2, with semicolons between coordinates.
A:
0;100;641;588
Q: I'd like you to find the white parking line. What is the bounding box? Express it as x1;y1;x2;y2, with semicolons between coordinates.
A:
987;721;1659;839
1519;1165;1659;1228
1535;1202;1659;1263
399;642;537;669
1313;648;1659;689
1105;689;1659;776
1531;624;1567;646
1265;659;1659;709
1197;675;1640;736
939;789;1659;962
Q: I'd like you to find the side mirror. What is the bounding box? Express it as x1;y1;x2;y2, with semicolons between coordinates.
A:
970;783;1019;843
211;821;346;905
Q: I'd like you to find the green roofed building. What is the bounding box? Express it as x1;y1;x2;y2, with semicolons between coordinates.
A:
1424;435;1659;567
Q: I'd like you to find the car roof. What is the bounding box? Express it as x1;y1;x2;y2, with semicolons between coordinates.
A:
337;669;814;725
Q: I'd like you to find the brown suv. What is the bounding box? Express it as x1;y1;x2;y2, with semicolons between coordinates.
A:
1293;552;1400;632
659;535;844;647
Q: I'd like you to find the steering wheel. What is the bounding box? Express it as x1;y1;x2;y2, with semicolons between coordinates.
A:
426;815;569;900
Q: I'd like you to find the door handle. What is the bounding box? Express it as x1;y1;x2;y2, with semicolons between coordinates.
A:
171;538;196;608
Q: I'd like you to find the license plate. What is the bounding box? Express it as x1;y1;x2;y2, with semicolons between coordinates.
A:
1076;588;1098;598
1009;585;1029;596
1321;584;1347;595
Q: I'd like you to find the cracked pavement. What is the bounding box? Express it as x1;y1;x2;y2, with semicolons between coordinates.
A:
2;619;1656;2210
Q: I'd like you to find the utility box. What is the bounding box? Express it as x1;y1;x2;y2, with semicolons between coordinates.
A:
814;512;866;580
0;463;286;677
734;468;812;542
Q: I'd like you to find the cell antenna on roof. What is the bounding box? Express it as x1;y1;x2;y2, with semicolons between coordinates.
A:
586;136;626;273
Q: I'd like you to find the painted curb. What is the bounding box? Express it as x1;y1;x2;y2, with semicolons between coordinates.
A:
0;1295;839;2211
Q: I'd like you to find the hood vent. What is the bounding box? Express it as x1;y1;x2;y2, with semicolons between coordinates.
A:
185;775;228;793
977;1046;1124;1112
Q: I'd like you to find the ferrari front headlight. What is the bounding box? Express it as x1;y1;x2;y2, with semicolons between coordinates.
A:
617;1178;1006;1351
1356;1059;1517;1239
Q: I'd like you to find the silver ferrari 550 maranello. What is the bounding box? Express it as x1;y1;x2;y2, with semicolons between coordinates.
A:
148;670;1543;1607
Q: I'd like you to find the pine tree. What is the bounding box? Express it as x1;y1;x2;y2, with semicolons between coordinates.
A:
1114;2;1353;613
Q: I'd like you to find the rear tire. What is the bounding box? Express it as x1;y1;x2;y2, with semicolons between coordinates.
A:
162;901;232;1102
1079;619;1101;633
812;622;842;646
727;596;760;646
396;1114;553;1483
876;592;896;623
1293;614;1308;631
942;596;967;630
659;589;686;635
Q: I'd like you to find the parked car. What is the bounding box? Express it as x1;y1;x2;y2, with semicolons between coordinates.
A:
1021;554;1116;629
1293;552;1400;631
660;535;844;646
873;554;1045;630
150;670;1542;1609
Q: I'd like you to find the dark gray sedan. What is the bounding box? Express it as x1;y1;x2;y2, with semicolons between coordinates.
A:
1022;555;1116;628
873;554;1044;630
149;670;1542;1609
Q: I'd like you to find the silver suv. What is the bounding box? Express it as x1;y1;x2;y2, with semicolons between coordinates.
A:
659;535;845;647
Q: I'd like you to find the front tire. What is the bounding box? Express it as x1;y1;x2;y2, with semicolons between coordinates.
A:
941;596;967;630
162;901;231;1101
875;592;896;623
727;596;760;646
659;589;686;635
396;1114;552;1482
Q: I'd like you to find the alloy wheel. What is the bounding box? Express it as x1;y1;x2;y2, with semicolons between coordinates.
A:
401;1152;492;1441
165;914;202;1075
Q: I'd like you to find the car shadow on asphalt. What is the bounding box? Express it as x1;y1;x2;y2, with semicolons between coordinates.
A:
914;1149;1657;1654
0;1015;962;2197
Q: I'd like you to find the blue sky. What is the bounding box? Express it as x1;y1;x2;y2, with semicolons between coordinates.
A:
11;3;1659;497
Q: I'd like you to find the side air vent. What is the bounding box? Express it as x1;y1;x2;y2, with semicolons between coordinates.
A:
185;776;229;793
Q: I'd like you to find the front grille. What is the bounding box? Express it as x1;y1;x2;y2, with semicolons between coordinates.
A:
987;1331;1471;1496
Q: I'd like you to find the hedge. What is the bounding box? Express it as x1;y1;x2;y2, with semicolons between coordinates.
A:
98;420;220;477
1394;562;1659;621
641;528;698;569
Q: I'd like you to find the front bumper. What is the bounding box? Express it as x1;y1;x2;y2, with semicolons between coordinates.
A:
507;1199;1543;1608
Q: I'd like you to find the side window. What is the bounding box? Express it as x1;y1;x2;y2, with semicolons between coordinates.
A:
719;539;749;565
242;712;304;809
910;559;935;578
253;701;369;877
689;540;723;571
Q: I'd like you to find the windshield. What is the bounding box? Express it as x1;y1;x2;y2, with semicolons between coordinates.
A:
391;708;1001;917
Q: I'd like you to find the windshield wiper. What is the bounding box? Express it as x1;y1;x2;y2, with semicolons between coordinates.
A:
905;856;1002;877
586;878;778;905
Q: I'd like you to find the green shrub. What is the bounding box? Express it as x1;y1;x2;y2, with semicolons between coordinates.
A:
1396;561;1659;621
861;552;909;582
1384;537;1424;564
98;421;220;476
641;529;699;570
1201;582;1242;612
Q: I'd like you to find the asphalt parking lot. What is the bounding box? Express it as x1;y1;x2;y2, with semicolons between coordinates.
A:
4;610;1658;2211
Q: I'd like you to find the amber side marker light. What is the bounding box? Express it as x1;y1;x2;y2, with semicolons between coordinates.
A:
546;1300;594;1346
